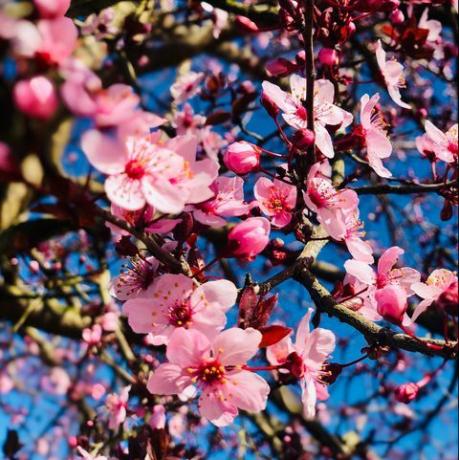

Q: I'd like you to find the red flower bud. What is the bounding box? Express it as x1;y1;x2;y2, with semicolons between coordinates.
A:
394;382;419;403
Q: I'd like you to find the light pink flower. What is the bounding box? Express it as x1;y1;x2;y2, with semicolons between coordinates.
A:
266;309;335;418
375;40;410;109
344;246;420;321
224;141;261;175
82;324;102;345
419;9;442;43
341;210;374;263
358;93;393;178
81;132;216;213
123;274;237;344
106;385;130;430
147;327;270;426
228;217;271;259
254;177;297;228
303;178;359;240
81;9;117;39
262;76;353;158
149;405;166;430
13;76;58;119
110;256;159;300
416;121;458;164
0;372;13;394
170;72;204;104
34;0;70;18
410;269;458;322
41;367;71;395
191;176;249;227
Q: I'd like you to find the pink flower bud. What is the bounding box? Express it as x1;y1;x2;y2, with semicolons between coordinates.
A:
228;217;271;259
224;141;261;175
375;285;407;324
390;9;405;24
34;0;70;18
318;48;339;66
292;129;315;149
235;15;260;33
13;76;58;120
266;58;297;77
394;382;419;403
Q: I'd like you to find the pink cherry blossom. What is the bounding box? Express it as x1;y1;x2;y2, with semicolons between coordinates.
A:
106;385;130;430
254;177;297;228
110;256;159;300
13;76;58;120
41;367;71;395
223;141;261;175
190;176;249;227
358;93;393;178
123;274;237;344
34;0;70;18
149;405;166;429
228;217;271;259
344;246;420;321
375;40;411;109
374;285;408;324
82;324;102;345
418;9;442;43
303;178;359;240
262;76;353;158
416;121;458;164
147;327;270;426
266;309;336;418
341;210;374;263
410;269;458;322
81;132;216;213
170;72;204;104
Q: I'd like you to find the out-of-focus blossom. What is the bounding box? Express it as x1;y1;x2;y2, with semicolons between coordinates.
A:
106;385;130;430
41;367;71;395
149;405;166;429
227;217;271;259
123;274;237;344
34;0;70;18
266;309;335;418
254;177;297;228
375;40;410;109
13;76;58;119
147;327;270;426
81;8;117;39
171;72;204;104
416;121;458;164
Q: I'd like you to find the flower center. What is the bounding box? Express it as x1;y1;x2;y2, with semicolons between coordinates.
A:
125;159;146;179
197;360;226;385
295;106;308;121
169;302;193;327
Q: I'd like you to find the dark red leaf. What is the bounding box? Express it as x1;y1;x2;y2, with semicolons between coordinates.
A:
259;325;292;348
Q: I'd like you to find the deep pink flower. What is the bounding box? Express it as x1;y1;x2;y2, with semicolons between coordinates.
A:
228;217;271;259
410;269;458;322
303;178;359;240
191;176;249;227
170;72;204;104
344;246;420;321
223;141;261;175
394;382;419;404
266;309;336;418
416;121;458;164
34;0;70;18
13;76;58;119
375;40;410;109
106;385;130;430
123;274;238;344
254;177;297;228
358;93;393;178
147;327;270;426
262;76;353;158
374;284;408;324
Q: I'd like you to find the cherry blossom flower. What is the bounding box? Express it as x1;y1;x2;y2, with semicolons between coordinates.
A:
262;75;353;158
344;246;420;321
81;8;117;39
106;385;130;430
375;40;411;109
416;121;458;164
123;274;237;344
357;93;393;178
190;176;249;227
110;256;159;300
81;132;217;213
374;284;408;324
147;327;270;426
254;177;297;228
13;76;58;120
418;9;442;43
341;210;374;264
170;72;204;104
227;217;271;259
266;309;336;418
34;0;70;18
82;324;103;346
149;405;166;430
303;178;359;240
410;269;458;322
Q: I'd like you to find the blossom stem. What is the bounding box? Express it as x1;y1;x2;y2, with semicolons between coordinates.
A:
339;353;368;368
